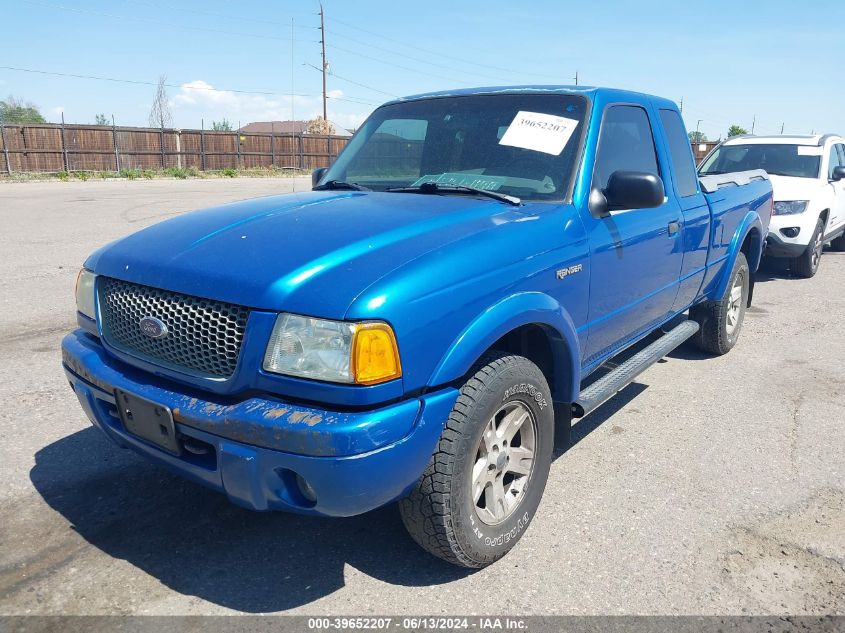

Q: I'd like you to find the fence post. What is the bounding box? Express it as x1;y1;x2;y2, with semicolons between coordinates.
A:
112;114;120;172
159;125;165;169
326;135;331;167
60;112;70;172
235;129;240;169
200;119;206;172
270;121;275;168
298;133;304;170
175;129;182;169
0;120;10;175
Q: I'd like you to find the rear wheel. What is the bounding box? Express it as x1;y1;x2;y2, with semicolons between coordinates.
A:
830;232;845;252
399;352;554;568
793;217;825;278
691;252;749;355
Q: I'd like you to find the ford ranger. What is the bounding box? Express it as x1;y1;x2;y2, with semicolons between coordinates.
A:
62;87;773;568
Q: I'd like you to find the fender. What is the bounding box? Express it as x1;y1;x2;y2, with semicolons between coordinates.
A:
428;291;581;403
712;210;764;301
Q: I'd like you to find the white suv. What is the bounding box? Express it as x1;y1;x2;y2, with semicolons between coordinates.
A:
700;135;845;277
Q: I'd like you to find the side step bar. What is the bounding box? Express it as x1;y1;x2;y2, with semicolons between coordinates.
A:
572;320;699;418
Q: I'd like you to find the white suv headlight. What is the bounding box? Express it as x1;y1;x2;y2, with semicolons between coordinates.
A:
263;313;401;385
75;269;97;320
773;200;808;215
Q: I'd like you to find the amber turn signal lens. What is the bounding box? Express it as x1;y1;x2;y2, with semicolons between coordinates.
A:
351;323;402;385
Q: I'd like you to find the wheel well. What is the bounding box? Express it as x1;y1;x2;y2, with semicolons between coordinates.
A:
820;209;830;229
488;324;556;396
740;227;763;273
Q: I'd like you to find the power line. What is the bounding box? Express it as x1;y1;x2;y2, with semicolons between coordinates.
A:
329;16;556;79
0;65;378;106
328;43;475;86
303;63;398;99
124;0;315;28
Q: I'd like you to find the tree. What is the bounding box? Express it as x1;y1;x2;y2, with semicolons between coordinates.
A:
94;113;109;125
148;75;173;129
211;119;232;131
0;96;46;124
727;125;748;138
306;116;335;135
688;130;708;143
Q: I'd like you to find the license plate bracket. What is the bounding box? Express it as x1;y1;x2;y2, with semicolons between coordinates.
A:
115;389;181;455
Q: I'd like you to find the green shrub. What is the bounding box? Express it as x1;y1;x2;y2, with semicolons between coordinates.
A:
165;166;189;179
119;168;142;180
221;168;237;178
56;171;69;181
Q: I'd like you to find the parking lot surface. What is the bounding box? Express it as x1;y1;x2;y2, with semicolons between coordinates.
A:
0;179;843;615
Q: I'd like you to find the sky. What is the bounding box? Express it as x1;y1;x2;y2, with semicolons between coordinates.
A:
2;0;843;140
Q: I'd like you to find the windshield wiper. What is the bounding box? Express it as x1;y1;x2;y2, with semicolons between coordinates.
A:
386;182;521;206
313;180;371;191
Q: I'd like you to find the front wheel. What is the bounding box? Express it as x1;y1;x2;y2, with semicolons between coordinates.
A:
691;252;749;355
399;352;554;568
793;217;825;278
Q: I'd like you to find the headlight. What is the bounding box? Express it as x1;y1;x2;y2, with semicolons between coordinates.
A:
263;313;402;385
773;200;808;215
75;269;97;320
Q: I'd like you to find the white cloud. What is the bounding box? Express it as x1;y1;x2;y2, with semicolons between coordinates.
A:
170;79;314;127
327;89;344;99
50;106;64;116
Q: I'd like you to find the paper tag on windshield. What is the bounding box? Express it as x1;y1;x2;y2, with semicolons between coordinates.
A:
498;111;579;156
797;146;823;156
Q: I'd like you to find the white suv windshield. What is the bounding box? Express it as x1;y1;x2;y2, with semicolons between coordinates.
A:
700;143;821;179
320;93;588;202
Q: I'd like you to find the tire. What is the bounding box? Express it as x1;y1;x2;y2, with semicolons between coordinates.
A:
691;252;749;356
831;232;845;252
399;352;554;568
793;217;825;278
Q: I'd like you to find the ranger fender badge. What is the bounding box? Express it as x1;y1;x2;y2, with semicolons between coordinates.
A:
139;316;169;339
556;263;583;280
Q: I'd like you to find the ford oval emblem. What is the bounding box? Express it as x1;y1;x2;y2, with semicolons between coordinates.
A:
139;316;168;339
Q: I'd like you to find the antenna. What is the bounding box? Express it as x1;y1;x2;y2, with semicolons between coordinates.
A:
291;17;295;122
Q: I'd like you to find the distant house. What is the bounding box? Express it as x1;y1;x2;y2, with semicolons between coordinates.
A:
238;120;352;137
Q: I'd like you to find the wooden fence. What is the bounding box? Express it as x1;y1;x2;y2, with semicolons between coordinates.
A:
0;122;350;174
0;121;720;174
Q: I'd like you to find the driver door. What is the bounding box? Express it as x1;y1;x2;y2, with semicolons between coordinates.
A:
580;104;684;365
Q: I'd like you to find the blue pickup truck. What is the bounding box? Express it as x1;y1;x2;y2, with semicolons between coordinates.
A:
63;86;772;568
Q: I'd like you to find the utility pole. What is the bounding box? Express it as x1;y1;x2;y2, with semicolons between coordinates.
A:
319;2;328;123
574;71;578;86
696;119;702;138
780;122;785;134
679;97;683;113
291;17;295;122
751;114;756;135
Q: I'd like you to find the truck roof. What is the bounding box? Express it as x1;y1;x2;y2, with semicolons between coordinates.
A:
722;134;842;147
389;85;678;110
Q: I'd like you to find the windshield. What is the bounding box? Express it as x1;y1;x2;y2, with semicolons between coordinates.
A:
700;143;821;179
320;93;588;202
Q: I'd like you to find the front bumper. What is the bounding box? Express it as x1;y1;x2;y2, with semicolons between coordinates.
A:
765;231;808;258
62;329;458;516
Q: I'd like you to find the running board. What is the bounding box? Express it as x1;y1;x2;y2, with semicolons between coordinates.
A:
572;320;699;418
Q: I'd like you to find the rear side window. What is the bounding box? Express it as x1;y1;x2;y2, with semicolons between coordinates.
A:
659;109;698;197
593;105;659;190
837;144;845;165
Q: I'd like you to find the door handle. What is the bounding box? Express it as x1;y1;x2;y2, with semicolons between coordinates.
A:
668;220;681;236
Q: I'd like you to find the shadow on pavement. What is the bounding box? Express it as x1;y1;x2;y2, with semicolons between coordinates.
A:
30;427;471;613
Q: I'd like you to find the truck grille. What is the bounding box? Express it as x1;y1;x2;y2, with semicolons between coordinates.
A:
98;277;250;379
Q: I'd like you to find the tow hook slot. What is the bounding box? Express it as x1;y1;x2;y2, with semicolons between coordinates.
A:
182;437;211;455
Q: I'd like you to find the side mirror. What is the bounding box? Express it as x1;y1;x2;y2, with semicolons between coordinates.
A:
590;170;665;216
831;166;845;182
312;167;328;189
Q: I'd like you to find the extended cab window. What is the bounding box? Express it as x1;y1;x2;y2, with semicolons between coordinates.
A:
323;93;588;202
659;109;698;197
593;105;659;190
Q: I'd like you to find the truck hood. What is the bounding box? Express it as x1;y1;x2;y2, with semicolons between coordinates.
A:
767;175;827;202
86;190;532;317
